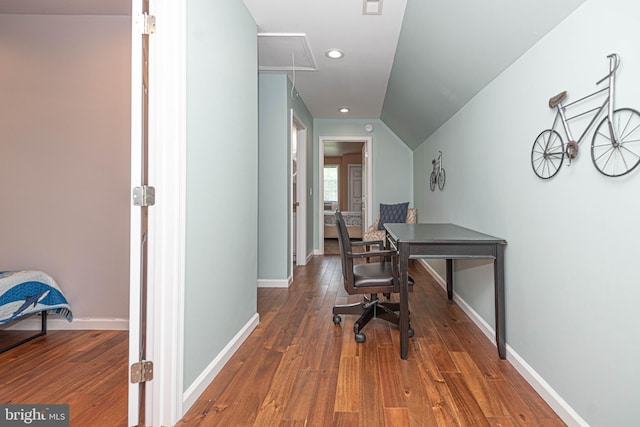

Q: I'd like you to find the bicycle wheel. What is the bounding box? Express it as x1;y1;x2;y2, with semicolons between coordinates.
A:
531;129;564;179
429;171;436;191
437;168;446;190
591;108;640;177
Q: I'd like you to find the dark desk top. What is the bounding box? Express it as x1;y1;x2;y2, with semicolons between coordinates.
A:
384;223;506;245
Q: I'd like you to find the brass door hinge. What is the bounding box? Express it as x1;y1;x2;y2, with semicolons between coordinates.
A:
130;360;154;383
133;185;156;206
135;13;156;35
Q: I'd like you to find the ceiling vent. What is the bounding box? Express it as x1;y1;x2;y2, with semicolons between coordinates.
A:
257;33;317;71
363;0;383;15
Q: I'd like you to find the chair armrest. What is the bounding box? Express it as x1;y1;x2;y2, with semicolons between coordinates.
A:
352;240;384;248
348;249;398;260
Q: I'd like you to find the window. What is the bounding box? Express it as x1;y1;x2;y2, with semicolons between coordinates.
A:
323;165;339;209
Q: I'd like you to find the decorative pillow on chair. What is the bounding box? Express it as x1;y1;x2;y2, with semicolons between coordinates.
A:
377;202;409;230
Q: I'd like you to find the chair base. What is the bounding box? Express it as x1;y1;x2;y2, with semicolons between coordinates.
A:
333;295;412;342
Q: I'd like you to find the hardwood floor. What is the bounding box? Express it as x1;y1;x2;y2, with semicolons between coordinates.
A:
179;256;565;426
0;329;128;426
0;255;566;426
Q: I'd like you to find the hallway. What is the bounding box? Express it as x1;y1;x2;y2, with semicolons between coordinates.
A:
179;255;564;426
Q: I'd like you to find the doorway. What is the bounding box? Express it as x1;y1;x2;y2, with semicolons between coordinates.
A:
319;136;373;255
291;112;308;268
0;5;135;426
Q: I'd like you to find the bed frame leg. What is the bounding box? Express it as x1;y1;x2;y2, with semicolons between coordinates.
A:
0;311;48;354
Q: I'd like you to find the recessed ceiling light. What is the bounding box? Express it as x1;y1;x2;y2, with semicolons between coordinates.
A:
339;107;350;113
325;49;345;59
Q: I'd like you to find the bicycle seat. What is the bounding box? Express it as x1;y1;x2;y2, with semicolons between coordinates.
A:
548;91;567;108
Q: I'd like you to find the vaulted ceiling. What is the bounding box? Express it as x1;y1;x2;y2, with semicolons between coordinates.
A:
2;0;588;150
381;0;587;149
244;0;587;149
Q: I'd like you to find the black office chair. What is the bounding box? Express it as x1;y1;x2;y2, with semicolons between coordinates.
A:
332;210;413;343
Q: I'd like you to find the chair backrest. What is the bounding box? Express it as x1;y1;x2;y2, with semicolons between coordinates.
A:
336;210;399;295
334;211;354;291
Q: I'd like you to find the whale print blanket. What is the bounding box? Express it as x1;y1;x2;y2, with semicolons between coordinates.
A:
0;270;73;325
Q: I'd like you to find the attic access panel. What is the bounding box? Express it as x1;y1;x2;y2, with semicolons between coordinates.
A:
257;33;317;71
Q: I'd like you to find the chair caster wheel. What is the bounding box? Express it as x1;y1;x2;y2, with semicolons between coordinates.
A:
408;328;414;338
333;314;342;324
355;332;366;343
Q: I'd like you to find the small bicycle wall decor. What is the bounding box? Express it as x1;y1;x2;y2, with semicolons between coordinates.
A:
430;150;446;191
531;53;640;179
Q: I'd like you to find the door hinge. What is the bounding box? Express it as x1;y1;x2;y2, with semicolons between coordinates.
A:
135;13;156;35
130;360;154;383
133;185;156;207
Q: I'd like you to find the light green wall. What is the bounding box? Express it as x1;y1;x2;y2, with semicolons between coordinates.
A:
257;74;314;280
184;0;258;389
258;74;289;280
313;119;413;250
413;0;640;424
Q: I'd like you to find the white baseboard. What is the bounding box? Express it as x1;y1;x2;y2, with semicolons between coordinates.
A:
257;278;291;288
313;249;323;256
295;252;314;266
506;345;589;426
0;316;129;331
419;258;447;289
416;259;587;427
418;260;496;343
182;313;260;414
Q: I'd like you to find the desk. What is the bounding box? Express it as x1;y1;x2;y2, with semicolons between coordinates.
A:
384;223;507;360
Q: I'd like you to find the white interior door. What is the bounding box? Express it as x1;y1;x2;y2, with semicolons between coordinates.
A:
128;2;186;425
129;0;148;424
361;143;369;234
291;111;298;268
348;164;362;212
291;112;307;266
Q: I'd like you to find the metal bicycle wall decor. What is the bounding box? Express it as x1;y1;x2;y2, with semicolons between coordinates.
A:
531;53;640;179
430;150;446;191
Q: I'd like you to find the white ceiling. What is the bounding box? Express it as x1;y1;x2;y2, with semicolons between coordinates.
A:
242;0;407;120
244;0;587;147
3;0;588;149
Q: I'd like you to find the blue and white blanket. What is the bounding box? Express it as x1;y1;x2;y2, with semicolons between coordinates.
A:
0;270;73;325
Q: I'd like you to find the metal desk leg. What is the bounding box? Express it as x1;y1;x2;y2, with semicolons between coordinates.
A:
494;244;506;359
399;242;410;359
446;259;453;299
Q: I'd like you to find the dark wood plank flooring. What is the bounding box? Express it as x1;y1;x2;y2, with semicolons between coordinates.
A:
0;255;565;426
0;329;128;426
179;256;565;426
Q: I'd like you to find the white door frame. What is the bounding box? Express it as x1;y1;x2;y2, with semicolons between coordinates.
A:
129;1;187;426
318;136;373;252
147;1;186;425
128;1;143;423
291;110;307;267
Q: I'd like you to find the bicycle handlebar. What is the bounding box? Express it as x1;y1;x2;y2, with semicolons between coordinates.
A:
596;53;619;85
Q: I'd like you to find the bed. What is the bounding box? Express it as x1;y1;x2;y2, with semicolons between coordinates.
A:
0;270;73;353
324;210;362;239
